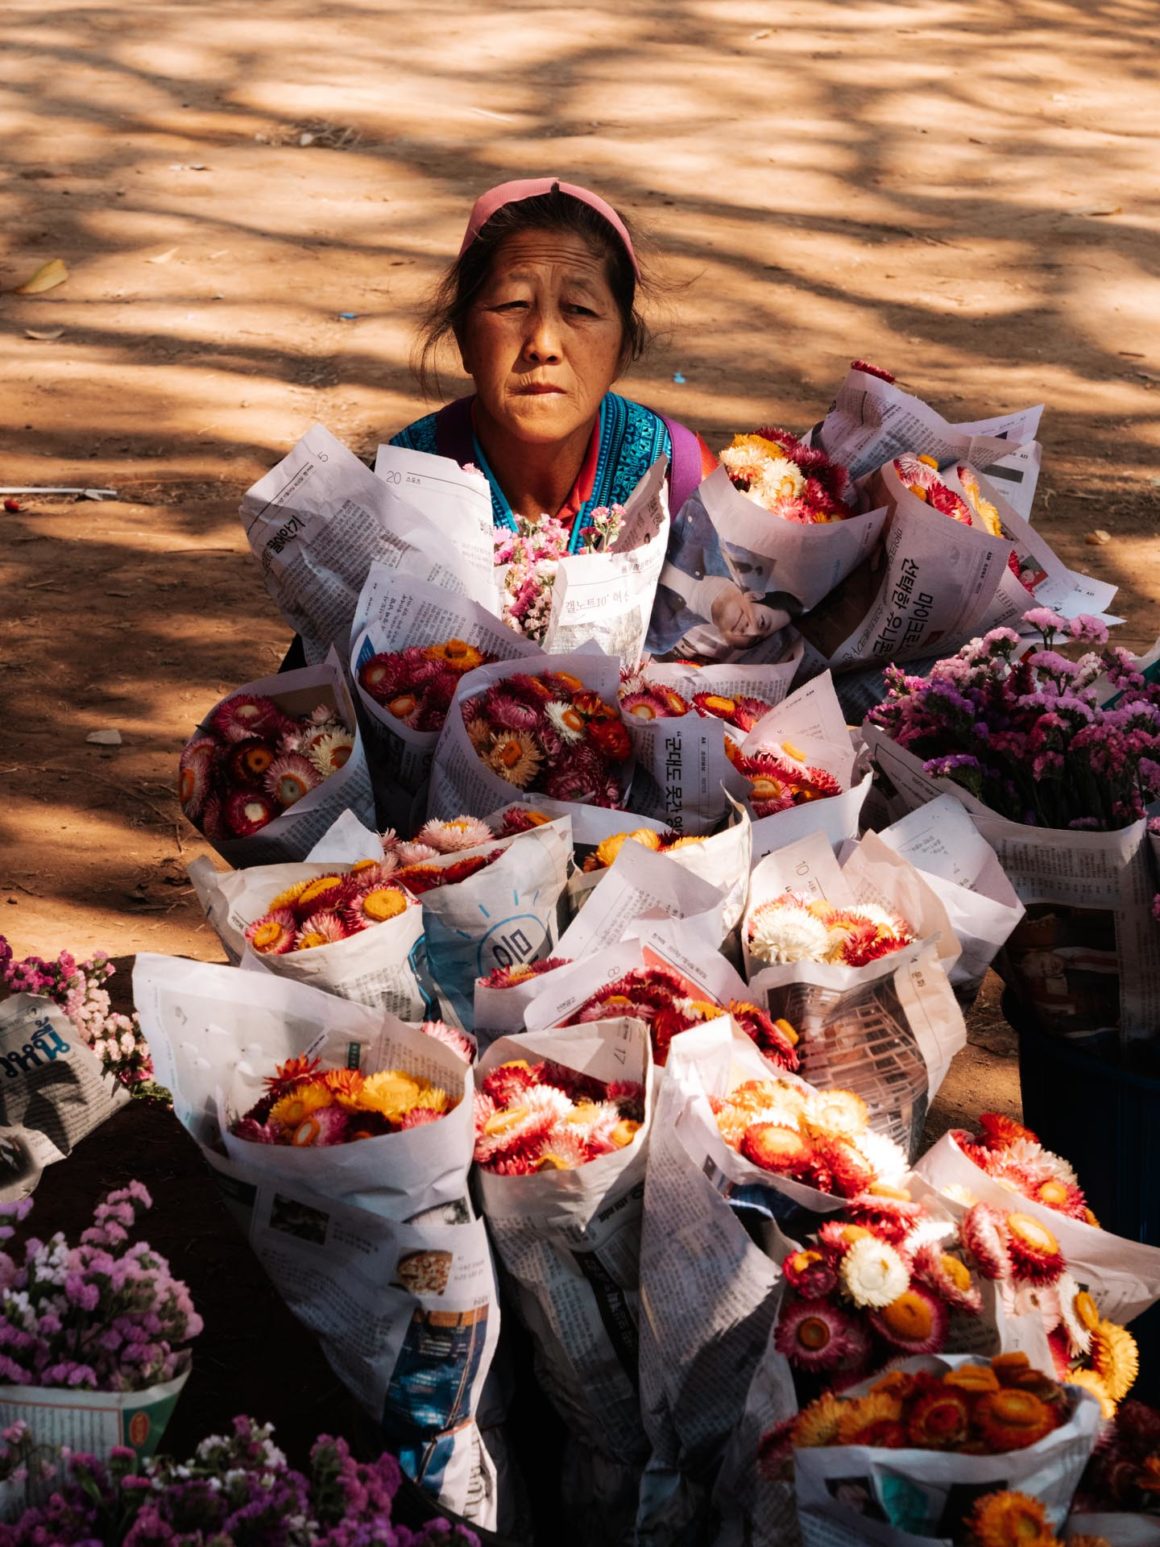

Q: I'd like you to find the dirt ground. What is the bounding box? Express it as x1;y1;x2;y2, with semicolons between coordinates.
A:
2;0;1159;1112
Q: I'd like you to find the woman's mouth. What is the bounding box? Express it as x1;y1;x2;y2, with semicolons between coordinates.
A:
516;384;564;395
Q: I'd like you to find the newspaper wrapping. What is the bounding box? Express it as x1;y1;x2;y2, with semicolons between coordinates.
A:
742;830;966;1158
483;849;734;1049
814;362;1044;511
793;1355;1101;1547
637;1020;838;1545
554;842;729;964
412;819;573;1030
863;724;1160;1050
427;648;630;821
239;426;495;664
349;565;539;831
0;997;127;1202
539;453;671;668
800;461;1117;672
621;652;802;833
868;795;1025;1002
644;464;888;667
564;802;751;930
186;855;427;1018
915;1130;1160;1325
184;650;376;867
474;1019;654;1545
0;1373;190;1476
130;956;502;1525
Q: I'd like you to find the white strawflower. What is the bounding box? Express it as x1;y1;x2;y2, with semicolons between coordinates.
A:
852;1129;909;1186
545;701;585;743
756;457;806;507
748;900;833;964
1056;1272;1092;1356
839;1236;910;1308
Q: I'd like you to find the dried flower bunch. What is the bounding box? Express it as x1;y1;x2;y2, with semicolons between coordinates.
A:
0;938;153;1091
866;609;1160;831
0;1414;480;1547
747;892;915;968
712;1080;906;1199
244;865;413;956
0;1183;201;1392
461;670;631;804
480;958;570;990
725;738;842;818
567;965;800;1069
1076;1396;1160;1515
358;638;494;732
619;672;774;735
721;428;852;524
894;453;1004;535
578;827;703;873
946;1111;1098;1224
473;1058;643;1175
179;695;354;840
495;505;624;643
230;1052;459;1148
785;1354;1077;1455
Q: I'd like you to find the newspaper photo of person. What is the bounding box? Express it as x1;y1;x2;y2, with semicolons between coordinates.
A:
646;490;802;662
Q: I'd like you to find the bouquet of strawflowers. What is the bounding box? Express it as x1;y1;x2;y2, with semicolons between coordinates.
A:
0;1413;481;1545
495;505;624;644
180;692;354;841
773;1354;1102;1547
230;1049;462;1149
0;939;153;1092
711;1077;907;1200
745;892;915;969
473;1057;644;1175
462;669;631;804
179;655;375;864
567;965;801;1070
721;429;853;525
358;639;495;733
0;1183;199;1462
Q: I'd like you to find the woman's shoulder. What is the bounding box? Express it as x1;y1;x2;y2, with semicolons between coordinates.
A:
388;411;440;454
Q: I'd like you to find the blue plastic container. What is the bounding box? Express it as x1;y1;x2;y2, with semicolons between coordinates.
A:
1010;993;1160;1402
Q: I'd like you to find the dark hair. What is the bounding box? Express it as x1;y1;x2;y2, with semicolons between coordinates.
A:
414;187;649;399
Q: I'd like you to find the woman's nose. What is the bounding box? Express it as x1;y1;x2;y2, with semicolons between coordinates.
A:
522;307;562;362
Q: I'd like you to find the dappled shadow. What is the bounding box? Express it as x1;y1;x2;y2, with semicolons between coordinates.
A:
2;0;1158;952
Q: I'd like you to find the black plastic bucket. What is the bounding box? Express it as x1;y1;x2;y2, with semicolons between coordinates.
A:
1009;993;1160;1402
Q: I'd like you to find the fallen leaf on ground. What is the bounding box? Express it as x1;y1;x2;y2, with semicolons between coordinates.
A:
1086;529;1112;545
147;248;179;265
6;257;70;295
24;327;64;340
86;728;123;746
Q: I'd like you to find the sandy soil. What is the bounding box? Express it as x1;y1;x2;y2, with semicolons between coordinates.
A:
2;0;1158;1119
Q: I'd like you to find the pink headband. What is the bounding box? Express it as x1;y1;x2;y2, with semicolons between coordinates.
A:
458;178;640;278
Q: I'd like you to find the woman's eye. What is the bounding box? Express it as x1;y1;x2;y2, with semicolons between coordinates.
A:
566;303;598;317
494;299;528;312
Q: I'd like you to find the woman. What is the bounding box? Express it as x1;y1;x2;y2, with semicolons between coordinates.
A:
391;176;716;539
282;178;763;667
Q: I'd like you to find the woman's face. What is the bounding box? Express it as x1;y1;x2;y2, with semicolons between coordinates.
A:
458;230;626;447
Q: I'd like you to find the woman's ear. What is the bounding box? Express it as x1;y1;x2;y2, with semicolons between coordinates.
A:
454;325;474;377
